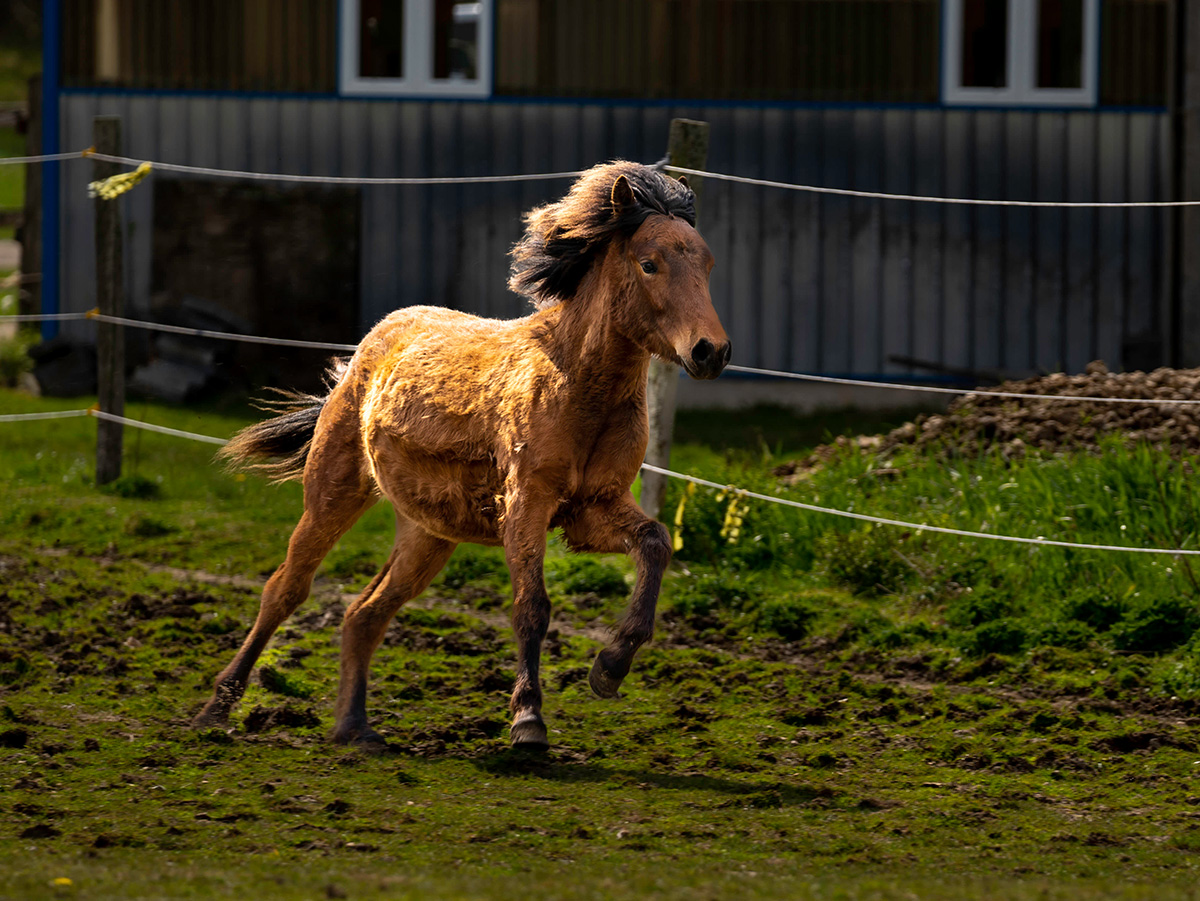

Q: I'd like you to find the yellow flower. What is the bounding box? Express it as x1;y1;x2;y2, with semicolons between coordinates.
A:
671;482;695;551
87;161;153;200
720;492;747;544
52;877;73;887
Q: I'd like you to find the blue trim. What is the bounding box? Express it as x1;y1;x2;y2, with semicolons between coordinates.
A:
935;102;1166;114
335;0;343;95
41;0;61;341
61;86;342;102
489;0;498;97
57;86;1169;115
938;0;946;106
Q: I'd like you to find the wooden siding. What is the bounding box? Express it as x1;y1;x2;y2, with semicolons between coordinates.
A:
57;95;1169;377
61;0;337;92
60;0;1167;106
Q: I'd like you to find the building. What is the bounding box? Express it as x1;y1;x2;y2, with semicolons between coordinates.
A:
40;0;1179;387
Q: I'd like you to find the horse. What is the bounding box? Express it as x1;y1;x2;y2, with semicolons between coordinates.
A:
192;161;731;749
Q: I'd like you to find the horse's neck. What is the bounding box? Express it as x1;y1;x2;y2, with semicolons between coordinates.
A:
541;282;650;404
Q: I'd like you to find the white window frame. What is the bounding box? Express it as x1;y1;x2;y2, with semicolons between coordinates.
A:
339;0;492;98
942;0;1098;107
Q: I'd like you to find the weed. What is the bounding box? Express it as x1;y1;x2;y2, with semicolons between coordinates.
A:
546;556;628;598
1035;620;1097;651
754;595;819;640
961;619;1031;657
324;547;380;581
440;545;507;589
666;571;763;618
945;590;1014;629
122;513;175;537
256;649;316;700
0;329;35;387
817;526;914;597
1062;590;1129;632
1111;596;1200;654
1152;644;1200;699
102;474;163;500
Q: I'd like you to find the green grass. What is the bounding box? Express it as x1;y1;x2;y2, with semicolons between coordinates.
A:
0;127;26;240
0;19;39;239
0;36;40;105
4;389;1200;899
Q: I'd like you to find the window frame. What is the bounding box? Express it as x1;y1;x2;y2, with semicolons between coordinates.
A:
942;0;1099;107
339;0;493;98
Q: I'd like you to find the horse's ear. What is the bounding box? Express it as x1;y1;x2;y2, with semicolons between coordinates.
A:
676;175;689;189
611;174;635;210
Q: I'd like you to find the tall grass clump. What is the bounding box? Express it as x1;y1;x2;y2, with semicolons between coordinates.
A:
667;432;1200;677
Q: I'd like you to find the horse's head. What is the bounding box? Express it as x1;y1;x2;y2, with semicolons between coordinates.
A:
612;174;731;380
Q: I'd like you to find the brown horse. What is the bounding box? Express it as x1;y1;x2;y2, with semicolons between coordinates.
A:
193;161;731;748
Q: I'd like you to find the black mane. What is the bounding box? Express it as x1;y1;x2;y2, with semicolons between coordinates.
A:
508;161;696;309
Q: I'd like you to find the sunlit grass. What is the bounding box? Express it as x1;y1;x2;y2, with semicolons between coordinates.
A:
6;389;1200;898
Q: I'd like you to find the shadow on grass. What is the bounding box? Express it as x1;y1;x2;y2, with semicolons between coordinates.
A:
470;746;836;807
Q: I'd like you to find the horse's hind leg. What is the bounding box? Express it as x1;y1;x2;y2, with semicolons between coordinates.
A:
332;517;455;747
192;449;374;728
562;494;672;699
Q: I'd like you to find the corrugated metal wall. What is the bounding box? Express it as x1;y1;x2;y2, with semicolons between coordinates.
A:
58;94;1170;377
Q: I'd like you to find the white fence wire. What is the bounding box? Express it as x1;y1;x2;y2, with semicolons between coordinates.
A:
2;404;1197;557
4;148;1200;207
4;146;1200;557
662;164;1200;208
87;313;360;352
9;311;1200;408
725;364;1200;406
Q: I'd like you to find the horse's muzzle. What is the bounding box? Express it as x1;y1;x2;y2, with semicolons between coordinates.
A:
686;338;732;380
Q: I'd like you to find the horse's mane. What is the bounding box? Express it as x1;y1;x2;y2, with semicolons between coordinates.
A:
508;161;696;309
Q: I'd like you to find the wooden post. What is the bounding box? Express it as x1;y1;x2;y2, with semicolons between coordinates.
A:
640;118;709;520
94;115;124;486
20;75;41;319
1172;0;1200;367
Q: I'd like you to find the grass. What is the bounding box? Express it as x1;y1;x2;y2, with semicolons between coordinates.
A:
0;21;38;239
0;33;40;105
0;127;23;240
4;388;1200;899
0;26;37;239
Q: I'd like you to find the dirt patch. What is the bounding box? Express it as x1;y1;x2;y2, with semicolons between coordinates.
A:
775;362;1200;479
243;705;322;734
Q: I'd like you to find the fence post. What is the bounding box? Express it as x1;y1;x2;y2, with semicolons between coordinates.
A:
640;118;709;520
1172;0;1200;367
94;115;124;486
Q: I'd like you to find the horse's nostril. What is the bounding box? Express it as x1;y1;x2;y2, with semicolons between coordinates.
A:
721;342;732;365
691;339;715;365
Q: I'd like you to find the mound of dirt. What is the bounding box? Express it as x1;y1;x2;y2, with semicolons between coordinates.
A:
775;361;1200;479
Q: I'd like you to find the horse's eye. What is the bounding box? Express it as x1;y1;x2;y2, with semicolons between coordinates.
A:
640;260;658;275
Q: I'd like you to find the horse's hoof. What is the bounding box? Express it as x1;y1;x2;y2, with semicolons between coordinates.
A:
191;708;228;729
331;725;387;750
351;736;391;755
510;712;549;749
588;656;623;699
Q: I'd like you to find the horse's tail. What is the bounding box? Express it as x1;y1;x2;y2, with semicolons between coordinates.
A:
217;358;350;483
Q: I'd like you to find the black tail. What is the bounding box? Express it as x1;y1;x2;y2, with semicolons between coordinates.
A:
218;360;348;483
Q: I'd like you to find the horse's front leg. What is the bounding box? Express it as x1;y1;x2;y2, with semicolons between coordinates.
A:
502;485;557;748
562;493;672;698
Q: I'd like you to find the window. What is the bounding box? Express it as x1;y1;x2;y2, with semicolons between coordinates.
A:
943;0;1098;106
340;0;492;97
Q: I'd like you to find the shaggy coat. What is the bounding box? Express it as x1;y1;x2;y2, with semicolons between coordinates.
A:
194;161;731;748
